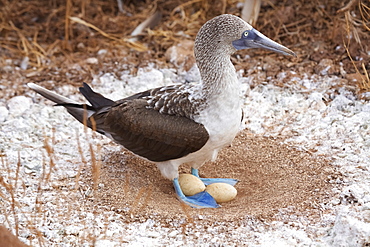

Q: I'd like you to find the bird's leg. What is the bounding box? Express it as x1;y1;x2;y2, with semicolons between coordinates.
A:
173;178;220;208
191;168;238;186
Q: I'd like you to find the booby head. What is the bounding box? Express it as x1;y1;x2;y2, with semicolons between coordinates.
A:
194;14;296;62
232;27;296;57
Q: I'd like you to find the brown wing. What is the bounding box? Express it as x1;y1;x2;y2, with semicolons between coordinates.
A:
93;99;209;162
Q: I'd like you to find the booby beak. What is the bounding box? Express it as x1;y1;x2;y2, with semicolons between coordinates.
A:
232;28;296;57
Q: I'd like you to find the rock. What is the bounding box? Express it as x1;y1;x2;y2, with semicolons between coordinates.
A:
165;40;195;71
314;58;338;76
346;73;364;83
0;106;9;122
205;183;237;203
178;174;206;196
7;96;32;117
97;49;108;56
20;56;29;70
86;57;98;64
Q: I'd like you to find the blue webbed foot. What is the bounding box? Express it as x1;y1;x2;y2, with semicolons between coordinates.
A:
191;168;238;186
173;178;220;208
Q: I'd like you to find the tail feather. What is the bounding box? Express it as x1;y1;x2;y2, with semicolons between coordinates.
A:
79;82;115;108
27;83;114;129
27;83;78;105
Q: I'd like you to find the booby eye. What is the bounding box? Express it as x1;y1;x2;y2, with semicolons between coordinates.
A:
243;31;249;38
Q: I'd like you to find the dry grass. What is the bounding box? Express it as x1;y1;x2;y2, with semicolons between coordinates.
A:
1;149;47;245
341;0;370;91
0;123;106;245
1;0;368;98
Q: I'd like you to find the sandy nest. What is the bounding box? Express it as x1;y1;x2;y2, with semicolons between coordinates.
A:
94;132;336;224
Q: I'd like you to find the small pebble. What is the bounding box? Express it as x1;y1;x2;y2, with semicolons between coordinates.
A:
20;56;29;70
7;96;32;117
0;106;9;122
86;57;98;64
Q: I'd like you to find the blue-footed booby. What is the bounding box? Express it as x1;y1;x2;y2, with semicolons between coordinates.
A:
28;14;295;208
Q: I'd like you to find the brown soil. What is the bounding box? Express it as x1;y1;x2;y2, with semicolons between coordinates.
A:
94;131;336;224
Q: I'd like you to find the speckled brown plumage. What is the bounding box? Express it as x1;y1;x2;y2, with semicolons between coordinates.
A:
94;97;209;162
75;83;210;162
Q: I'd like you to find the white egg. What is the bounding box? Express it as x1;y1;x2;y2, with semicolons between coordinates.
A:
205;183;237;203
178;174;206;196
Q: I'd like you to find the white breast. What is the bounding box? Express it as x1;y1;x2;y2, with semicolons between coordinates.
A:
199;76;242;147
184;72;242;165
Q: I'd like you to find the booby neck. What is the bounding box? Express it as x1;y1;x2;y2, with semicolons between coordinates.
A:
197;56;239;98
193;15;243;100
